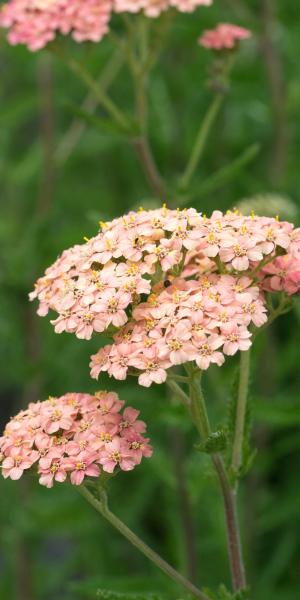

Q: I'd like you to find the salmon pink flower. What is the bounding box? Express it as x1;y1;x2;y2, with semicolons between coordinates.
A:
119;408;146;436
42;404;75;434
261;255;300;296
65;452;100;485
2;447;39;480
194;334;225;370
93;291;131;328
221;324;252;356
38;452;69;488
219;237;263;271
105;343;132;380
127;433;153;464
130;348;170;387
99;438;136;473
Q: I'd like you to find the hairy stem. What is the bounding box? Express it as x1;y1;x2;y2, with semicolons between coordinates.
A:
78;485;210;600
212;456;246;591
187;370;247;591
231;349;251;475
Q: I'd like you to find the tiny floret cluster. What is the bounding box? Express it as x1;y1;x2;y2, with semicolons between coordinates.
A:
30;206;300;386
0;0;212;51
0;392;152;486
199;23;251;50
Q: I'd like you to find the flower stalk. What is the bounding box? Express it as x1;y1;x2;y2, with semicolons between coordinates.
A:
79;484;210;600
185;368;247;592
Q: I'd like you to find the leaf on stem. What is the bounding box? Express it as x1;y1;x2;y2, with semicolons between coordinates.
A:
204;584;250;600
195;430;227;454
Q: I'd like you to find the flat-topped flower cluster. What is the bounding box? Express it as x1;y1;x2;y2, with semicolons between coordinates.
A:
0;392;152;486
199;23;251;50
30;207;300;386
0;0;212;51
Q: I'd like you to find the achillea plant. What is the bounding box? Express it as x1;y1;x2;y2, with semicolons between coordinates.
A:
1;3;299;599
1;205;299;599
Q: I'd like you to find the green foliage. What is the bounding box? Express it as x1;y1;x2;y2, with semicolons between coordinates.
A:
204;585;250;600
195;430;227;454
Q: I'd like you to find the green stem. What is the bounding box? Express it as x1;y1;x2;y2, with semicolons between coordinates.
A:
186;369;247;592
179;94;223;190
231;350;251;476
78;485;210;600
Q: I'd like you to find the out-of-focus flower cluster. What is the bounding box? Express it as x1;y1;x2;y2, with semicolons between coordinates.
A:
0;392;152;486
30;207;300;386
0;0;212;51
199;23;251;50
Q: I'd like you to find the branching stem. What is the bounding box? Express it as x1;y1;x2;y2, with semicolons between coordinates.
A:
185;367;247;592
50;46;131;132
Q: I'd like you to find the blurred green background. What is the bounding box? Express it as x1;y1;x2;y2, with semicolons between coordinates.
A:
1;1;300;599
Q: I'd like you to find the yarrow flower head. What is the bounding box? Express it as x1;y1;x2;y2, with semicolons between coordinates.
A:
0;392;152;486
0;0;212;51
30;206;300;386
199;23;251;51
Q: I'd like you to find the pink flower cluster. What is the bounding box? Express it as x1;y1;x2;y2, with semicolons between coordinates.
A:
0;0;112;51
199;23;251;50
0;0;212;51
30;207;300;385
0;392;152;486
